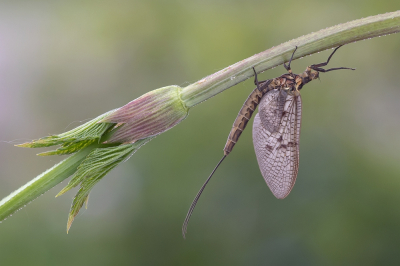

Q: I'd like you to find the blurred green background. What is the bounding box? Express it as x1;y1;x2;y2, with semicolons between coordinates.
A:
0;1;400;265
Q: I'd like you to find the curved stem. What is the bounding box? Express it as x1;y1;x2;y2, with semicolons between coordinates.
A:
181;11;400;108
0;144;101;221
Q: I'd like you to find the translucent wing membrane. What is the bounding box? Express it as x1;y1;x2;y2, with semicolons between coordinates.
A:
252;91;302;199
258;89;287;133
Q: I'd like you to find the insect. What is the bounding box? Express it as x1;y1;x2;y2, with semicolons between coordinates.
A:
182;45;355;238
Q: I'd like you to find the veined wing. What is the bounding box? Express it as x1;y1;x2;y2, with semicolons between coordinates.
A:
252;92;302;199
258;89;286;133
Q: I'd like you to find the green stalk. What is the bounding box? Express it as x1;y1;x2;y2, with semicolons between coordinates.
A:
0;144;101;221
181;10;400;107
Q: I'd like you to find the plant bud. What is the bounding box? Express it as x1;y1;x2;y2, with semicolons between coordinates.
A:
101;85;188;143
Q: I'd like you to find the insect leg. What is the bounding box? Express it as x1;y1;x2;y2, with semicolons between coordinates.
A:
283;46;298;72
310;45;343;68
312;66;355;72
252;67;272;89
252;67;272;92
253;67;261;90
309;45;355;72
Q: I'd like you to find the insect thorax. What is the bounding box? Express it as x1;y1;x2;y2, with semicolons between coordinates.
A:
266;68;319;95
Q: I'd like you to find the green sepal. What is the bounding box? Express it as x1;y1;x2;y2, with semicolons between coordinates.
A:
16;110;116;149
37;139;97;156
60;138;152;232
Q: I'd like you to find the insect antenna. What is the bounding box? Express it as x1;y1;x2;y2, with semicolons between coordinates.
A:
182;155;227;239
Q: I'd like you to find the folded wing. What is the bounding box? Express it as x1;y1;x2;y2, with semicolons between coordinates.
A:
252;91;302;199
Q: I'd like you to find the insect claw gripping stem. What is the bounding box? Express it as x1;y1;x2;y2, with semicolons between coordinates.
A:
253;67;271;89
253;67;261;91
283;46;298;72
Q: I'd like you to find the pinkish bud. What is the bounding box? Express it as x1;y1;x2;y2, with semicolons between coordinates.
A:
101;85;188;143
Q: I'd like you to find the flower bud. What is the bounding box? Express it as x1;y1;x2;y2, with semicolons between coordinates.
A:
101;85;188;143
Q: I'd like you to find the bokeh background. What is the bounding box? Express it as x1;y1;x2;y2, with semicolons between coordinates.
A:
1;1;400;265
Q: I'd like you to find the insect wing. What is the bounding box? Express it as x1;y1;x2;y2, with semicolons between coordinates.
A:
252;92;302;199
258;89;287;133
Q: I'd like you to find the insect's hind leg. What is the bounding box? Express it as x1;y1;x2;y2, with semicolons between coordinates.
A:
252;67;262;90
252;67;272;92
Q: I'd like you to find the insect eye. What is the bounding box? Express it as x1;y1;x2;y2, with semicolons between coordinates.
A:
311;72;319;79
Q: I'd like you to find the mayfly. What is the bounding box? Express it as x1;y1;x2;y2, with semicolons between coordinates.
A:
182;45;355;238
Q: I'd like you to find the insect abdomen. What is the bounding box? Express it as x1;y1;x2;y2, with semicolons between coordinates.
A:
223;88;263;155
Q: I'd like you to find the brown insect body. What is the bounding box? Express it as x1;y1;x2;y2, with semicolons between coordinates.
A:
225;70;317;199
183;45;355;238
224;71;315;156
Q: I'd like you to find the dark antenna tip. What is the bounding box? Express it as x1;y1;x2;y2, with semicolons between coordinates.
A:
182;155;227;239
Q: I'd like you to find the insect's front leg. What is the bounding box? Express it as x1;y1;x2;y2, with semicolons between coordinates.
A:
310;45;355;73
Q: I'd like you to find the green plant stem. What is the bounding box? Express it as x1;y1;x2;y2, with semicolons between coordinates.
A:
0;144;101;221
180;10;400;108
